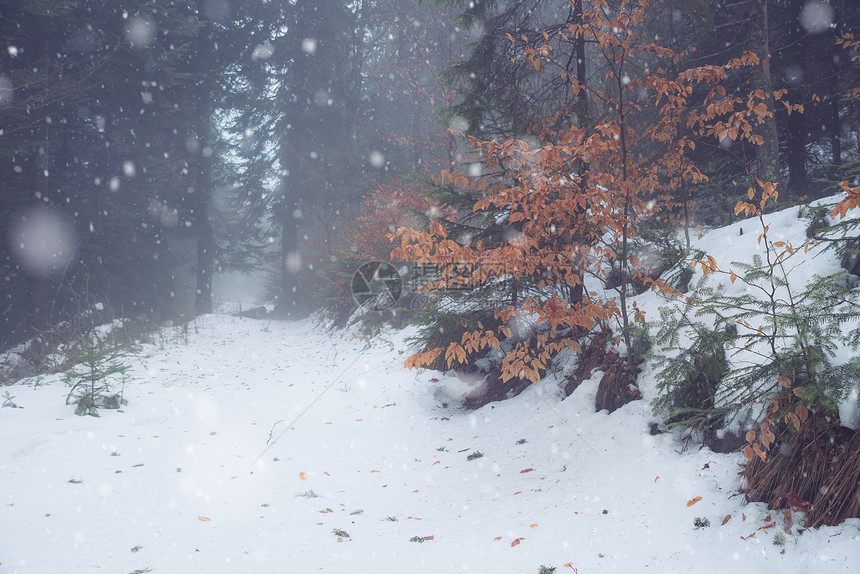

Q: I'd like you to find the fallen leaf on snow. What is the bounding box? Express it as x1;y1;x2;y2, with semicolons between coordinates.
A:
511;537;525;547
722;514;731;525
370;470;381;473
299;472;307;480
197;516;211;522
785;492;811;512
520;468;534;474
432;461;441;466
494;536;502;541
513;491;522;495
686;496;702;506
529;523;538;528
654;476;660;482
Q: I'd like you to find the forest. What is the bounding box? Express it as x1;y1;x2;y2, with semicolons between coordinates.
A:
2;0;860;533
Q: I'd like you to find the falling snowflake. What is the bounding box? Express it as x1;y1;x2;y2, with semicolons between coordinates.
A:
799;1;833;34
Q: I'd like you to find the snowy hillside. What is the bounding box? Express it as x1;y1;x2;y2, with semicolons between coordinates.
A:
2;197;859;573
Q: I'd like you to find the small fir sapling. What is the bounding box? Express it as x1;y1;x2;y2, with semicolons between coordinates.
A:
63;327;133;417
654;184;860;437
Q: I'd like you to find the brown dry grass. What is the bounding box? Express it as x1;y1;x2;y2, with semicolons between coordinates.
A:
742;416;860;527
563;329;610;397
595;352;641;413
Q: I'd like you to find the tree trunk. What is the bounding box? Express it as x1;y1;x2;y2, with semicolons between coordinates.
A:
274;0;309;318
828;41;842;166
749;0;780;187
194;113;214;316
194;3;215;316
786;109;807;193
566;0;588;310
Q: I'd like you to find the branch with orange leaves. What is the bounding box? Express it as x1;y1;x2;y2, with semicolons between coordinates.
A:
830;181;860;221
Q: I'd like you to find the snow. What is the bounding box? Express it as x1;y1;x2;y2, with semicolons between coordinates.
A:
799;1;834;35
7;207;77;278
2;196;859;573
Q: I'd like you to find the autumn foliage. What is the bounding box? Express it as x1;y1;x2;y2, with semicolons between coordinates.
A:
391;0;780;384
347;179;433;262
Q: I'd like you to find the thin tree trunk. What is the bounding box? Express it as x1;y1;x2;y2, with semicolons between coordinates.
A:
567;0;587;309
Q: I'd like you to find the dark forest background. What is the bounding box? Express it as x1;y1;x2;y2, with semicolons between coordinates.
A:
1;0;858;351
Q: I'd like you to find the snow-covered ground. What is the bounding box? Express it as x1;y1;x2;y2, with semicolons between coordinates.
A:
2;195;859;573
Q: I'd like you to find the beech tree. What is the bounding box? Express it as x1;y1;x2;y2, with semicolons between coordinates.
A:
393;0;791;384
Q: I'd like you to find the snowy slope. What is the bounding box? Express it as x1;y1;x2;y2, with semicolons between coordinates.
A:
2;197;860;573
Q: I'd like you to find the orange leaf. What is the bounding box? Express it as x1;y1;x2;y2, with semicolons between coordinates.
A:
432;461;441;466
722;514;732;525
530;523;538;528
370;470;381;473
299;472;307;481
786;412;802;432
520;468;535;474
197;516;211;522
494;536;503;541
686;496;702;507
423;535;434;541
511;537;525;547
513;491;522;495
